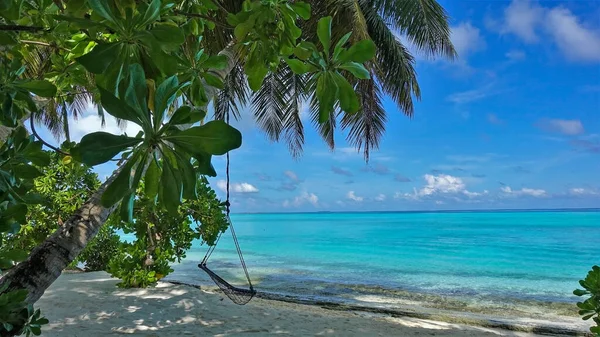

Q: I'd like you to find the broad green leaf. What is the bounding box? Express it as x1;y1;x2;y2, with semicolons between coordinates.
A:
88;0;121;27
284;58;312;75
293;45;312;60
101;156;137;207
153;76;180;130
76;42;122;74
333;32;352;60
0;32;17;45
338;62;370;79
202;55;228;70
169;106;206;126
166;121;242;155
144;157;159;198
246;64;269;91
13;164;43;179
98;87;142;125
150;23;185;49
339;39;376;63
203;73;225;89
124;64;149;123
317;16;332;57
174;152;197;200
160;148;182;214
13;80;57;98
73;132;141;166
291;2;311;20
138;0;161;27
316;72;337;123
194;152;216;177
332;72;360;113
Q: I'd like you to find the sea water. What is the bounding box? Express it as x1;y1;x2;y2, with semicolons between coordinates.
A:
165;210;600;318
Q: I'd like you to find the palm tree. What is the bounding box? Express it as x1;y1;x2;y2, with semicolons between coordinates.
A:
212;0;455;160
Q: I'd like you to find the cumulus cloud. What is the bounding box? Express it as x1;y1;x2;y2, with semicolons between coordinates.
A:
491;0;600;63
347;191;364;202
569;188;599;196
374;194;386;201
395;174;487;201
331;166;353;177
451;22;486;57
216;180;259;193
500;186;546;197
282;191;319;208
535;119;585;135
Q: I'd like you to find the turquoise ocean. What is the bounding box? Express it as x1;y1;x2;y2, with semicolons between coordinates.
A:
164;210;600;318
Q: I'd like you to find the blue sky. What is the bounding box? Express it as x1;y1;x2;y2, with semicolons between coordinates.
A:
38;0;600;212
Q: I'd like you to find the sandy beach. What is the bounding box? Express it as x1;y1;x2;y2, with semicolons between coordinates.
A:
35;272;585;337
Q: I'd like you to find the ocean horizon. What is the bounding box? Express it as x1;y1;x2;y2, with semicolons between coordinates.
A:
160;209;600;323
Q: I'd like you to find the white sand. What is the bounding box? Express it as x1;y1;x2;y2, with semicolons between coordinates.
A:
36;272;557;336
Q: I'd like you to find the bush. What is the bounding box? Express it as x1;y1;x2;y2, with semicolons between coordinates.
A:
574;265;600;336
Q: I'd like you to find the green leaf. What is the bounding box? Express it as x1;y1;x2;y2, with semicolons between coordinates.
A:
124;64;149;121
174;153;197;200
0;32;17;46
13;164;43;179
317;16;332;57
98;87;142;125
149;23;185;49
202;55;228;70
316;72;337;123
573;289;589;296
332;72;359;113
0;249;28;264
119;192;135;222
160;149;182;214
144;157;159;198
284;58;312;75
203;73;225;89
166;121;242;156
88;0;120;27
153;76;180;130
246;64;269;91
76;42;122;74
101;157;137;207
169;106;206;126
73;132;141;166
13;80;57;98
194;152;216;177
338;62;370;79
291;2;311;20
333;32;352;60
138;0;161;27
339;39;376;63
30;325;41;336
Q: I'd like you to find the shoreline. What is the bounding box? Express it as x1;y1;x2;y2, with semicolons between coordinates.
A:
167;279;590;336
37;271;592;337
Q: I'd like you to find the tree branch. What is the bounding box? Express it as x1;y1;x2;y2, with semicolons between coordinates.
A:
29;117;70;156
0;25;47;32
20;40;70;51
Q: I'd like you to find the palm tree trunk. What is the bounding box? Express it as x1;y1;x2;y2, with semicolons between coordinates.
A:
0;48;238;304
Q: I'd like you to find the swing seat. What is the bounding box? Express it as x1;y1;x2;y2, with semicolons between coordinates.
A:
198;263;256;305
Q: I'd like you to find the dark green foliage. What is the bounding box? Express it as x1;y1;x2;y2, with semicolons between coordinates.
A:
574;266;600;336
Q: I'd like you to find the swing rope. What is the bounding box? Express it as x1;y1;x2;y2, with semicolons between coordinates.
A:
198;112;255;305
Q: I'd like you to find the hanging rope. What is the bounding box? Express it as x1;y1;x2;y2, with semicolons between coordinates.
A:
199;112;255;305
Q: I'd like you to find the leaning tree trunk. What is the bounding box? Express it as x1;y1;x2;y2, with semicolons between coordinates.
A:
0;49;237;304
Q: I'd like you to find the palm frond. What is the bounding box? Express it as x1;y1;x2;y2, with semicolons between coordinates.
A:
281;67;308;157
309;95;338;150
370;0;456;58
251;70;287;141
340;77;386;161
214;64;249;121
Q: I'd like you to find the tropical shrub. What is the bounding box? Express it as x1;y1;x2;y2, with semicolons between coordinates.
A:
574;265;600;336
75;225;120;272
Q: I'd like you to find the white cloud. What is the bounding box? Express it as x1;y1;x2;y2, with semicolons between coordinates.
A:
284;170;299;182
569;188;599;196
500;186;547;197
505;50;526;61
216;180;259;193
446;84;498;104
501;0;544;42
374;194;386;201
347;191;364;202
493;0;600;63
545;7;600;62
451;22;486;57
536;119;585;135
69;106;142;142
420;174;466;196
283;191;319;208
